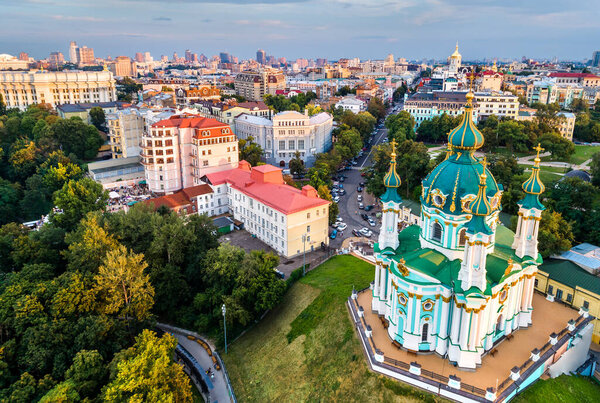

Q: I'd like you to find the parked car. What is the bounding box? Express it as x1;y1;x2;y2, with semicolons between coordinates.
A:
357;186;363;192
339;189;346;195
359;182;365;187
339;176;345;182
368;218;376;227
274;270;285;280
358;202;364;209
365;205;375;212
357;194;363;202
359;228;373;237
352;228;361;237
330;229;337;239
336;222;347;231
351;160;358;166
361;213;369;221
333;196;340;203
339;183;344;189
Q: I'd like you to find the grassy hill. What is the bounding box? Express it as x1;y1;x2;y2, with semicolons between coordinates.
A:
513;374;600;403
222;254;442;402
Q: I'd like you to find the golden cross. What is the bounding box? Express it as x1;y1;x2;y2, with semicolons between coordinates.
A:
390;138;397;158
468;70;475;91
480;156;488;171
533;143;544;158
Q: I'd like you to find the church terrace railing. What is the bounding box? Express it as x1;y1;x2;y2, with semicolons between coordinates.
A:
348;289;594;403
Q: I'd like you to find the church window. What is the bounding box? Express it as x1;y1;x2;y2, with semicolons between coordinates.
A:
458;229;467;247
422;301;434;311
398;294;408;305
499;289;508;303
421;323;429;342
431;222;443;243
496;316;503;334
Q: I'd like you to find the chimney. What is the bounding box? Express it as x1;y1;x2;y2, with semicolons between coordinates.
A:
301;185;318;198
238;160;251;172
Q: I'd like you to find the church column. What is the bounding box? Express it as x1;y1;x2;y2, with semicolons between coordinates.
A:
450;301;461;344
459;310;471;350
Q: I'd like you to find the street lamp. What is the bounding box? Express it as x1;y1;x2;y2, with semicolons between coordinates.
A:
221;304;227;354
302;233;307;276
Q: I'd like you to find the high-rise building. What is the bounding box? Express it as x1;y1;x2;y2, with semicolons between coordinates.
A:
135;52;144;63
77;46;95;66
0;70;116;110
172;52;178;62
161;55;168;63
192;53;199;63
18;52;29;61
185;49;193;62
111;56;136;77
592;51;600;68
69;41;78;64
256;49;266;65
234;68;286;101
219;52;231;63
48;52;65;68
144;52;152;63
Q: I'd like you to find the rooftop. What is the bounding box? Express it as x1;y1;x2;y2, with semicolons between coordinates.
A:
57;101;120;113
203;161;329;215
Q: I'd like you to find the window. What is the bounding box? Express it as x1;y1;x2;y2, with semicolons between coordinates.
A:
556;289;563;300
288;140;295;150
583;300;589;309
279;140;285;150
298;140;304;149
307;212;310;219
458;229;467;247
421;323;429;343
307;225;311;233
566;294;573;303
534;279;538;287
548;285;554;295
431;222;443;243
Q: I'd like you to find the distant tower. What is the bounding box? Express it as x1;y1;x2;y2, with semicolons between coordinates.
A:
69;41;78;64
377;139;402;251
256;49;266;65
448;42;462;75
512;144;546;259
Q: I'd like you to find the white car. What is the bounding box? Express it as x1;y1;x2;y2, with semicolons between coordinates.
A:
357;195;363;202
359;228;373;237
336;216;343;222
333;196;340;203
336;222;348;231
368;218;376;227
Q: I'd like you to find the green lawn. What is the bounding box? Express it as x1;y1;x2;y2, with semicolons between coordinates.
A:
222;255;442;402
514;375;600;403
490;147;530;159
540;145;600;165
519;164;565;185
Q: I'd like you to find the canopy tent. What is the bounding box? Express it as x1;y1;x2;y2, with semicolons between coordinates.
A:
109;191;120;199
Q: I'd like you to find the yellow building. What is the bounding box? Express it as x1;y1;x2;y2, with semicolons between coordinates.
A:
0;70;116;110
234;68;286;101
535;258;600;344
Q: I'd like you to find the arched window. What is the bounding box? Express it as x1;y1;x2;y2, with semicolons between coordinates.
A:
458;229;467;247
431;222;443;243
496;315;503;334
421;323;429;342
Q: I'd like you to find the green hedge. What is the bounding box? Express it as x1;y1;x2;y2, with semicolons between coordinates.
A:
286;264;309;287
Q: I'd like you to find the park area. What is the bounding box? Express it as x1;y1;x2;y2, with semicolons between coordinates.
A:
221;254;600;402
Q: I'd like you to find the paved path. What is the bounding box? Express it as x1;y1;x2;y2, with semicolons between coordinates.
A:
158;324;233;403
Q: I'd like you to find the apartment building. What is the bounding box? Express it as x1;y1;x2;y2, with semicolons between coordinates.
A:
234;68;286;101
527;80;584;109
549;72;600;88
403;91;479;127
203;161;330;258
557;112;576;140
141;115;239;194
107;108;145;158
0;70;116;110
474;91;519;119
110;56;136;77
477;71;503;92
335;96;366;113
194;100;271;126
175;86;221;106
234;110;333;167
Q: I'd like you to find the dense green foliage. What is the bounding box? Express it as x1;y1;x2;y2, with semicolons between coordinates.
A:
263;91;317;113
238;136;264;166
0;105;103;224
416;113;461;143
116;77;142;102
574;108;600;142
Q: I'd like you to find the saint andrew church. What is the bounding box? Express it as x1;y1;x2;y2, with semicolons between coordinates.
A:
372;89;546;369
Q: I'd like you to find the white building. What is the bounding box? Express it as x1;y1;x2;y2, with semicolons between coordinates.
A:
203;161;330;258
234;110;333;167
107;109;145;158
335;96;366;113
141;115;239;194
0;70;116;110
474;91;519;120
0;54;30;70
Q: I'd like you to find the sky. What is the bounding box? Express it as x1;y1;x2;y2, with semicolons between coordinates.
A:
1;0;598;62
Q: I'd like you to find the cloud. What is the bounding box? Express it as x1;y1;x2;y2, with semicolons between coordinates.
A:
153;17;172;21
50;14;104;22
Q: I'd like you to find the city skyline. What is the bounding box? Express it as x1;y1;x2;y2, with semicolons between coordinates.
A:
1;0;598;61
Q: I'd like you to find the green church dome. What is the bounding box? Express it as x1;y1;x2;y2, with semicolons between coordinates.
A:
447;92;485;151
519;144;546;210
421;152;501;215
381;139;402;204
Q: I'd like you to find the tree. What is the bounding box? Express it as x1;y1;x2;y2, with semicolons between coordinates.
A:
497;120;529;152
89;107;106;131
339;111;376;141
103;330;192;403
537;209;574;258
318;185;338;225
0;93;6;115
0;179;21;226
386;111;416;143
51;178;108;231
238;136;264;166
416;113;461;143
367;97;386;121
48;118;103;160
334;128;362;161
538;132;575;160
570;98;589;114
590;151;600;187
289;151;306;177
488;154;523;187
393;82;408;102
396;140;431;197
94;245;155;321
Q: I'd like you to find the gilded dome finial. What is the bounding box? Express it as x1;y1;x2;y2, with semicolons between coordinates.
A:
390;138;397;161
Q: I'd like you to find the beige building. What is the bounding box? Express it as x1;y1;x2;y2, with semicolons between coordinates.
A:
204;161;330;258
111;56;136;77
107;109;145;158
557;112;576;140
0;53;30;70
234;68;286;101
474;91;519;119
175;86;220;106
141;115;239;194
194;100;271;126
77;46;95;66
0;70;116;110
477;71;503;92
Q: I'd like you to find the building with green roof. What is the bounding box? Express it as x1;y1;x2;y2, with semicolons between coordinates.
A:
371;88;548;369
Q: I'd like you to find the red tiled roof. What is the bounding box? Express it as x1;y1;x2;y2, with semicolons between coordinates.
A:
204;161;330;215
549;72;599;78
151;116;234;139
145;184;213;214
